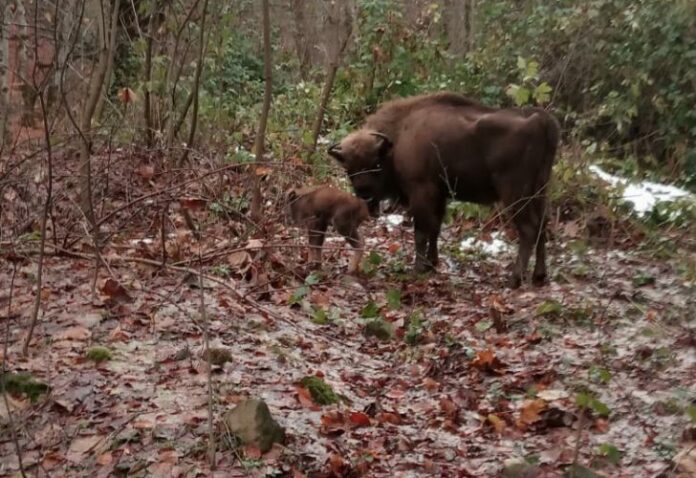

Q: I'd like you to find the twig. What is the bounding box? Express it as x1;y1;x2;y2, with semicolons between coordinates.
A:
2;262;27;478
24;0;56;356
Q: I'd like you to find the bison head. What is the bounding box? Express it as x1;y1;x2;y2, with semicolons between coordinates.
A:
327;129;393;217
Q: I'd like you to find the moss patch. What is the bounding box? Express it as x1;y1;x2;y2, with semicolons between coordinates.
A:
86;346;112;362
1;372;50;402
300;376;339;405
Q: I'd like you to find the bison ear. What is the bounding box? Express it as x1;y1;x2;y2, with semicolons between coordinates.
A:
328;143;345;163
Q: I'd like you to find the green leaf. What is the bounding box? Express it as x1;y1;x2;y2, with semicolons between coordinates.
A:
305;272;322;285
632;273;655;287
589;397;611;417
361;300;380;319
576;392;591;408
534;82;552;104
524;60;539;81
311;307;329;325
589;366;612;384
687;405;696;423
475;320;492;332
517;56;527;71
386;289;401;310
368;251;382;265
598;443;622;465
506;84;531;106
289;285;309;305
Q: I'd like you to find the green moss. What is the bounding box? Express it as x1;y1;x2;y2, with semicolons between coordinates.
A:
86;346;112;362
300;376;339;405
1;372;49;402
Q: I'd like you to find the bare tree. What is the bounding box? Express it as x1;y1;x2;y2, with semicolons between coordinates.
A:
308;2;353;154
178;0;209;166
0;1;9;152
249;0;272;222
75;0;120;225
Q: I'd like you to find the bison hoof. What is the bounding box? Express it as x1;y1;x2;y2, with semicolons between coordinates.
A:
414;263;435;274
507;274;522;289
532;272;547;287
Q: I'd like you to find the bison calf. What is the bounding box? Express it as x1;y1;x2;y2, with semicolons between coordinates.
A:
287;185;369;273
328;92;560;288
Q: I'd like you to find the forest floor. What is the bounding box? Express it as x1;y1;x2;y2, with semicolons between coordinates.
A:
1;149;694;478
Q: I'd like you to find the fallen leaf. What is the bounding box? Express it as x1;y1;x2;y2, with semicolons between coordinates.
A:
136;164;155;180
133;418;155;429
178;197;207;211
56;326;91;341
348;411;371;428
296;386;319;410
67;435;104;462
96;451;113;466
228;250;251;268
100;279;132;302
244;445;262;459
488;414;506;434
517;399;547;428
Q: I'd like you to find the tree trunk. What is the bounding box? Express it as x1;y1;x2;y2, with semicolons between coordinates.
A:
94;0;121;121
249;0;273;222
78;0;119;225
0;2;9;152
143;1;160;147
177;0;209;166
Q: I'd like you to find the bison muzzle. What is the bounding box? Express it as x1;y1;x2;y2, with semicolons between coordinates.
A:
328;92;560;288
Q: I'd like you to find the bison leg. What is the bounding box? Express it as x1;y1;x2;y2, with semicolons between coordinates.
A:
334;217;363;274
509;221;535;288
532;227;547;286
307;218;328;266
532;203;549;286
412;195;445;273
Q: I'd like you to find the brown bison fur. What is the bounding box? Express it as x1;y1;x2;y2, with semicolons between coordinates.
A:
328;92;561;288
287;185;369;273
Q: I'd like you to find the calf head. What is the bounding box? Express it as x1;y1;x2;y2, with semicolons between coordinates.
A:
328;129;392;217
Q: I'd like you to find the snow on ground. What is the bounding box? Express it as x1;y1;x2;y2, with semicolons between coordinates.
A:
589;165;693;215
460;231;511;256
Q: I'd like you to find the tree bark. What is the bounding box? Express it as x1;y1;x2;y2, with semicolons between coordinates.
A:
94;0;121;121
0;2;9;152
177;0;209;166
308;3;352;154
78;0;119;225
249;0;272;222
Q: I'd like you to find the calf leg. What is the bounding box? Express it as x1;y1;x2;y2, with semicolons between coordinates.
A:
307;218;328;266
334;216;363;274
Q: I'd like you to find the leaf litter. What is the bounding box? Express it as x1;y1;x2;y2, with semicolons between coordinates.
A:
1;154;694;477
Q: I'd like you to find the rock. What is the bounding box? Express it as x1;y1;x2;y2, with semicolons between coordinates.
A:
222;399;285;453
502;458;538;478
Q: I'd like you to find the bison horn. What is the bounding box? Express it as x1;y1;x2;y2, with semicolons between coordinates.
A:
327;143;344;161
370;132;392;146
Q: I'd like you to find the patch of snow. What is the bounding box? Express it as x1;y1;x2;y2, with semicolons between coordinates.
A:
316;135;331;145
460;231;511;256
589;165;692;216
376;213;405;231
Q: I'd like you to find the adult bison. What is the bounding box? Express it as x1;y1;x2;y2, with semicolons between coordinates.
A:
327;92;560;288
